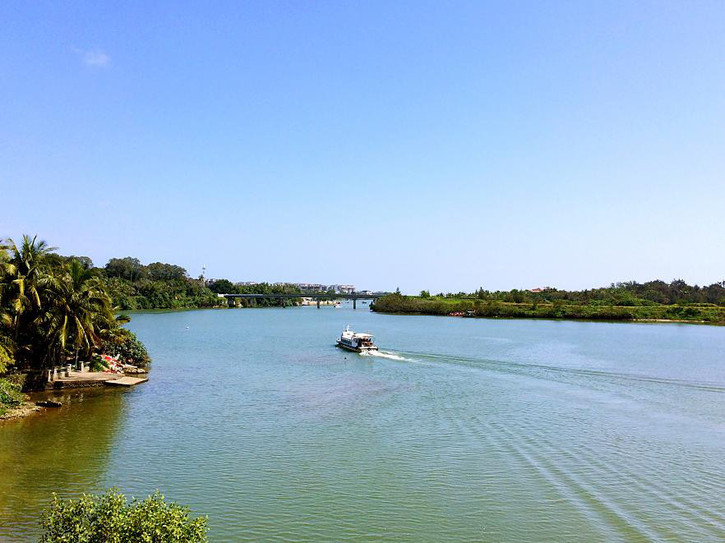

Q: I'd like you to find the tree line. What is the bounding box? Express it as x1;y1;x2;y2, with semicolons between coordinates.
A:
373;279;725;324
428;279;725;307
101;257;303;309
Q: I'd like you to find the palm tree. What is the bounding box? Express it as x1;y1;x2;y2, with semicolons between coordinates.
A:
0;240;14;373
2;235;56;340
1;237;130;373
40;259;116;368
0;239;14;333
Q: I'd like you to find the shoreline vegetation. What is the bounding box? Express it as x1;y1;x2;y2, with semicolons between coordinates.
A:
1;236;150;419
371;284;725;325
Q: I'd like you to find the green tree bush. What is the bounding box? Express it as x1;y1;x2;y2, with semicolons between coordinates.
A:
40;488;208;543
101;329;151;368
208;279;234;294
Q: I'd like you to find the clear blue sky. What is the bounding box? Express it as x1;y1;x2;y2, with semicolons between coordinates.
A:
2;1;724;293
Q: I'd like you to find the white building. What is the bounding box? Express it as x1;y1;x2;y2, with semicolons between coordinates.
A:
328;284;355;294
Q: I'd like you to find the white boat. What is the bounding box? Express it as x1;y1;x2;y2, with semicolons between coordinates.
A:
335;326;378;352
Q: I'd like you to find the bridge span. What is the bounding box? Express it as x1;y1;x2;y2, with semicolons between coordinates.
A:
219;292;382;309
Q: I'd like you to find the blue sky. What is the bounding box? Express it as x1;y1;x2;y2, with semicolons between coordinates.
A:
2;1;724;293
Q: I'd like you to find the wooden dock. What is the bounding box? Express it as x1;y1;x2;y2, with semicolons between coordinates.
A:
53;371;121;388
105;376;148;387
51;371;148;389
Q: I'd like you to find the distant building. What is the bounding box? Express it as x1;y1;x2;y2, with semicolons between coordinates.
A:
215;280;362;293
294;283;327;292
328;284;355;294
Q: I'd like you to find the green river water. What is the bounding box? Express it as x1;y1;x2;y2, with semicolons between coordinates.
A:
1;306;725;541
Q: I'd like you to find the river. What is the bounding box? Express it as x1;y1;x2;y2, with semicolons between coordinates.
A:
2;306;725;541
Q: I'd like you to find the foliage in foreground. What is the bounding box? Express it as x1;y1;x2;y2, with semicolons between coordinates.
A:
40;488;208;543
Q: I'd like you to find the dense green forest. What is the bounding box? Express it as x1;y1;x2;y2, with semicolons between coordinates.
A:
103;257;221;309
1;236;150;407
102;257;302;309
372;281;725;324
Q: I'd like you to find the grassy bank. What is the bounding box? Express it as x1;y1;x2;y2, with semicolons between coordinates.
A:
371;293;725;324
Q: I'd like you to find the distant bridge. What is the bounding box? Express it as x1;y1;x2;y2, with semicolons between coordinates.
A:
219;292;383;309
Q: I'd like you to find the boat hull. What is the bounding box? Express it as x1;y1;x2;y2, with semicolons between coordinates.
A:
336;341;378;353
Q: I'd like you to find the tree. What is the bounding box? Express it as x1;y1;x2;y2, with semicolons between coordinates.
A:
105;257;146;281
208;278;235;294
420;290;430;298
147;262;187;281
66;255;94;270
669;278;689;304
0;241;14;373
1;235;56;343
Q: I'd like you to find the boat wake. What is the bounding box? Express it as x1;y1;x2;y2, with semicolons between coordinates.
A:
359;350;411;362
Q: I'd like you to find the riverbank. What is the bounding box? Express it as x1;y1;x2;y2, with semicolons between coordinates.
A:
0;364;148;422
371;294;725;324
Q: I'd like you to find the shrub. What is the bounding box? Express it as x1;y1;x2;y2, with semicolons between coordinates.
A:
103;329;151;368
89;354;109;372
0;377;25;416
40;488;208;543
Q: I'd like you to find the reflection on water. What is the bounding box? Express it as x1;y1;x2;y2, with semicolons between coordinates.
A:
2;309;725;542
0;389;127;540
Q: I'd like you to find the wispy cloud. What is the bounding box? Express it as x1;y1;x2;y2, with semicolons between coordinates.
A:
73;47;111;67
